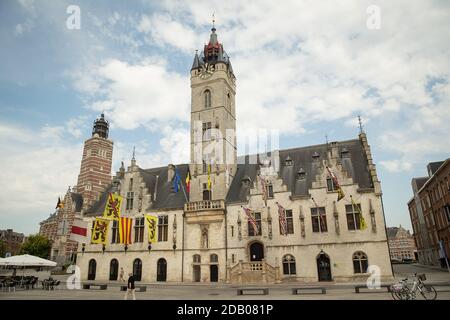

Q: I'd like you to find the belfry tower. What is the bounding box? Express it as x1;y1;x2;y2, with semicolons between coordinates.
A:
76;114;114;209
189;24;237;202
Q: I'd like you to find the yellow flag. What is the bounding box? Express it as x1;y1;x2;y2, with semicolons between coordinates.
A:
103;193;122;220
91;218;110;244
145;215;158;243
352;198;367;230
207;164;211;191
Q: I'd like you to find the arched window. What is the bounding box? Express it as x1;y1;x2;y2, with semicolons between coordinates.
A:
204;90;211;108
157;258;167;282
282;254;296;275
133;258;142;281
227;92;231;108
353;251;368;273
109;259;119;281
193;254;201;263
88;259;96;280
210;254;218;263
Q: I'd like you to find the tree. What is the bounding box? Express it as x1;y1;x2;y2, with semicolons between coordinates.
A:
0;240;6;258
20;234;51;259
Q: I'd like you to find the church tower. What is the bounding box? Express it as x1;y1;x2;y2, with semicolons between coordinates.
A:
76;114;114;209
189;24;237;202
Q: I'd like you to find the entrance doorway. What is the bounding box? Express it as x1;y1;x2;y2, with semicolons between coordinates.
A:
210;265;218;282
317;252;332;281
193;265;201;282
157;258;167;282
249;242;264;261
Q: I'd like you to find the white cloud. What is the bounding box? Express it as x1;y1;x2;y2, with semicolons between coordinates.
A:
0;122;82;234
137;14;198;53
74;58;190;130
379;159;413;173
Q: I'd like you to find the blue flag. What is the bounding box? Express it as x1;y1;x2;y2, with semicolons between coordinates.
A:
173;169;182;193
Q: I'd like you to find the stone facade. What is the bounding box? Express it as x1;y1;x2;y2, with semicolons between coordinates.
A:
408;159;450;268
387;226;417;261
76;26;393;284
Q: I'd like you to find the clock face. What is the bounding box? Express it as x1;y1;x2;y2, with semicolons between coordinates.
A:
200;66;213;79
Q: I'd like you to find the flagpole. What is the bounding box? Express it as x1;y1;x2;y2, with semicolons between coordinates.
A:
175;165;189;203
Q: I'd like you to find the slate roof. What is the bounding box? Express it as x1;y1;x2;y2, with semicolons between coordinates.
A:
84;139;373;214
71;192;83;212
84;164;190;217
226;139;373;204
386;227;399;239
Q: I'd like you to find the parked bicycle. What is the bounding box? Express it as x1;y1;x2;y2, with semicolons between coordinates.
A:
390;273;437;300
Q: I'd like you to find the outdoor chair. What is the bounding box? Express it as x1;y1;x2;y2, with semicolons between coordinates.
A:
6;280;17;292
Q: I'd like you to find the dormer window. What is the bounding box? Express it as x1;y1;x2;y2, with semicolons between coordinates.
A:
340;147;350;158
312;152;320;162
241;176;251;188
285;155;293;166
297;168;306;180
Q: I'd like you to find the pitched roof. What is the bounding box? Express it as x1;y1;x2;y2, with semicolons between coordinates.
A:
386;227;399;239
70;192;83;212
84;164;190;217
226;139;373;203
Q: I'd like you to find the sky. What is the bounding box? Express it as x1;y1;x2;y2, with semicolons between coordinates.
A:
0;0;449;235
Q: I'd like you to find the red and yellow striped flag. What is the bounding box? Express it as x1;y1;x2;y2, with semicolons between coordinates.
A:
119;217;133;245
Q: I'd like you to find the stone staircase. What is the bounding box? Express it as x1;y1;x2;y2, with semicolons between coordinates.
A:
227;260;280;283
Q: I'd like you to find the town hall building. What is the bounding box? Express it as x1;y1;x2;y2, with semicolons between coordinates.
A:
72;26;393;283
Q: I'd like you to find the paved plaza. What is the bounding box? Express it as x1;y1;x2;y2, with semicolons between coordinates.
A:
1;264;449;300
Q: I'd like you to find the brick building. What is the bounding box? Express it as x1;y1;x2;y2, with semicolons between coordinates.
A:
386;225;417;261
38;114;113;265
0;229;25;256
408;159;450;268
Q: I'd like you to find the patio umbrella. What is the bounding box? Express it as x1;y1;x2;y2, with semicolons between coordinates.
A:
0;254;56;267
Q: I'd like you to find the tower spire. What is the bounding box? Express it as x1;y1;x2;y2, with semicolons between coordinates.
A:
212;12;215;31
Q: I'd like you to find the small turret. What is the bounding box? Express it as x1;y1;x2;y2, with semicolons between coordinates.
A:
92;113;109;139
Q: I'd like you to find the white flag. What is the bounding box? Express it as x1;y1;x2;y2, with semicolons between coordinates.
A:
69;218;89;244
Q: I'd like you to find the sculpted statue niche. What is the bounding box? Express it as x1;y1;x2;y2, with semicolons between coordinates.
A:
201;225;209;249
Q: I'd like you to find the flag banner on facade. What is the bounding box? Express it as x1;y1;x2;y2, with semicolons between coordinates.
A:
55;197;63;209
242;206;259;235
259;175;268;207
185;171;191;194
145;215;158;243
326;166;345;201
207;164;212;191
103;193;122;220
351;197;367;230
69;218;89;243
173;169;182;193
119;217;133;245
91;218;110;244
276;202;288;236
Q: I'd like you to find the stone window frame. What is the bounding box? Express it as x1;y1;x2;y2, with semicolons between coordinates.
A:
282;254;296;275
311;207;328;233
352;251;369;274
158;215;169;242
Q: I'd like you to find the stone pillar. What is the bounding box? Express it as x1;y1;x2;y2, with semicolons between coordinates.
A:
262;259;267;283
238;260;243;283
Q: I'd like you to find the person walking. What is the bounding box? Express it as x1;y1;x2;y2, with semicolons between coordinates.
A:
119;267;125;282
124;273;136;300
